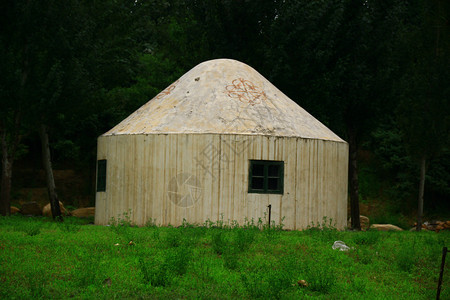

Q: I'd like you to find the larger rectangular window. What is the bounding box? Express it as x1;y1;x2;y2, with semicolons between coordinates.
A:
248;160;284;194
96;159;107;192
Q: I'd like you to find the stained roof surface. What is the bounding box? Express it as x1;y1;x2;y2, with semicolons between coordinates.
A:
103;59;344;142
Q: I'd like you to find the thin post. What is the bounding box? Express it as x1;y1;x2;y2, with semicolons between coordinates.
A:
436;247;448;300
267;204;271;229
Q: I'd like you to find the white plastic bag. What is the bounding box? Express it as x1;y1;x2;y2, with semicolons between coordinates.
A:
332;240;351;251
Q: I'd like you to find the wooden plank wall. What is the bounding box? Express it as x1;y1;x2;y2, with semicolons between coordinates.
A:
95;134;348;229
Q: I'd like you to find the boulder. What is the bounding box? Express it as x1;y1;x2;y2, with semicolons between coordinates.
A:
20;201;42;215
10;206;20;214
370;224;403;231
71;207;95;218
347;215;370;230
42;201;68;217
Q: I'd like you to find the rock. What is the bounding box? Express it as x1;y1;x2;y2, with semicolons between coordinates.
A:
20;201;42;215
360;215;370;230
348;215;370;230
10;206;20;214
370;224;403;231
297;280;308;287
71;207;95;218
410;227;427;231
42;201;68;217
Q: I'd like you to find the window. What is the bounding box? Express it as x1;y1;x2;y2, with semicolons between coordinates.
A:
248;160;284;194
97;159;107;192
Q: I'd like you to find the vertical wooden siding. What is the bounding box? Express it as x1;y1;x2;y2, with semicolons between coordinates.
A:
95;134;348;229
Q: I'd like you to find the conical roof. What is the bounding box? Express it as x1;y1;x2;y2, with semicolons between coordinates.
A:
104;59;344;142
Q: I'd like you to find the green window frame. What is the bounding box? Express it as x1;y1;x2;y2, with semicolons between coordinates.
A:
248;160;284;194
96;159;107;192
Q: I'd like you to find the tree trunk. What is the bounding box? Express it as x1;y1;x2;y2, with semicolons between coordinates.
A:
348;129;361;230
0;131;12;216
39;124;62;220
415;155;426;231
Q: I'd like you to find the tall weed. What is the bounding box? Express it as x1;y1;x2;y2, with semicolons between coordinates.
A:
304;258;336;293
212;230;227;255
138;246;191;287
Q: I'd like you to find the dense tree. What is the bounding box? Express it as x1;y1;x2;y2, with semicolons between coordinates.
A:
2;0;449;224
394;0;450;230
264;0;408;229
0;0;144;217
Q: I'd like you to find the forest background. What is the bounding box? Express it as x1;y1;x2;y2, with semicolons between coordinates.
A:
1;0;449;228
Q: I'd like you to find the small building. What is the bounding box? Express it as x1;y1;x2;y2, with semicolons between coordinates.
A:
95;59;348;229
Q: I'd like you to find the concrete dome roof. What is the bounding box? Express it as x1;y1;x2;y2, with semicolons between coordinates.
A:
103;59;344;142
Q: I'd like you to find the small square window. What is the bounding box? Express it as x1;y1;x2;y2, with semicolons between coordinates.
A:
97;160;107;192
248;160;284;194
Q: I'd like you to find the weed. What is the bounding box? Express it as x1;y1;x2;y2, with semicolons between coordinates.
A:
352;230;380;245
211;230;227;255
234;228;255;252
163;229;183;247
305;258;336;293
395;242;418;273
1;215;449;299
139;256;169;287
138;246;191;287
109;210;135;240
59;218;82;233
75;250;102;287
16;219;42;236
145;218;157;227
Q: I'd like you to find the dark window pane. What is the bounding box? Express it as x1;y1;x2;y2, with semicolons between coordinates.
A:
253;164;264;176
249;160;283;194
97;160;107;192
268;178;279;190
268;165;280;177
251;177;264;190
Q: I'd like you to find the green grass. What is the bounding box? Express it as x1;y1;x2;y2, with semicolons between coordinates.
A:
0;215;449;299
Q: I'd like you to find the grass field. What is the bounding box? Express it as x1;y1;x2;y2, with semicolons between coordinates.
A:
0;215;449;299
